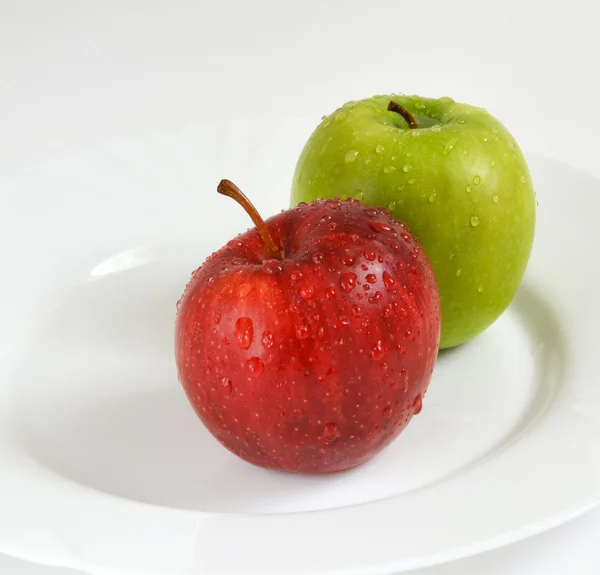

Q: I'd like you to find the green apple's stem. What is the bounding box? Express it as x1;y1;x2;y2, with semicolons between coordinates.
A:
217;179;281;260
388;101;418;129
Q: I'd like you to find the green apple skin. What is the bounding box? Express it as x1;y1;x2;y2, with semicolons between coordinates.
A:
290;95;536;349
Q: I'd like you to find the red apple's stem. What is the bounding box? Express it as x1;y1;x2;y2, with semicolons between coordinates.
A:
387;101;419;129
217;179;281;260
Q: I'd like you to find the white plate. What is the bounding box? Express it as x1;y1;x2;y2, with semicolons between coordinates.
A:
0;120;599;575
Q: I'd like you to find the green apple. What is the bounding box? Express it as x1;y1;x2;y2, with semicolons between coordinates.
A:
290;95;536;349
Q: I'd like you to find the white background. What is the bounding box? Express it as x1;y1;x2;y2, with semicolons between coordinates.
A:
1;0;599;573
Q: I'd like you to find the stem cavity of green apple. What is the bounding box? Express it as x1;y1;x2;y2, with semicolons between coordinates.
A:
387;101;419;129
217;179;281;260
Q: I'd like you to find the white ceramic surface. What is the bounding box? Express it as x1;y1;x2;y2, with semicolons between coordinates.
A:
0;122;599;575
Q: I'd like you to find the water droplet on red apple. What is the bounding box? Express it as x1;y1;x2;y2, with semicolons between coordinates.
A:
296;325;309;340
263;259;283;275
381;304;393;318
400;233;411;242
262;331;274;349
364;207;378;217
351;233;361;243
234;317;253;349
298;284;314;300
352;304;362;316
340;272;357;292
220;377;233;394
341;254;355;266
370;221;395;234
246;357;264;378
213;313;221;324
364;250;376;261
323;422;339;440
369;291;382;304
366;274;377;284
382;406;392;417
412;393;423;414
329;199;342;209
237;283;254;298
326;286;336;299
382;271;395;291
312;252;324;264
405;328;412;338
371;341;385;361
321;214;332;223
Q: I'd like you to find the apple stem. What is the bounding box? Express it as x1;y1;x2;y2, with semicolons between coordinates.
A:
217;179;281;260
387;101;419;129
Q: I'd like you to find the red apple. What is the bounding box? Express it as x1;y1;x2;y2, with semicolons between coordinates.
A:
175;180;440;474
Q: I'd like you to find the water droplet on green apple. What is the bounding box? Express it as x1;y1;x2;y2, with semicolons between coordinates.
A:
492;195;500;204
345;149;359;163
470;216;480;227
478;285;484;292
490;160;497;167
408;178;416;185
430;124;442;133
375;144;385;154
383;166;396;173
449;253;455;260
456;268;462;276
428;194;436;203
443;141;455;155
520;174;527;183
462;149;469;156
402;164;411;173
473;175;481;185
465;185;472;193
457;119;465;125
335;112;347;122
388;201;397;211
344;100;358;108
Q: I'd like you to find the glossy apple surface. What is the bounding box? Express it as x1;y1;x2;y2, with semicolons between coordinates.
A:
176;185;440;473
291;95;536;348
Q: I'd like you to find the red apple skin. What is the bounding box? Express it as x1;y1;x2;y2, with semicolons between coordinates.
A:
175;198;440;474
